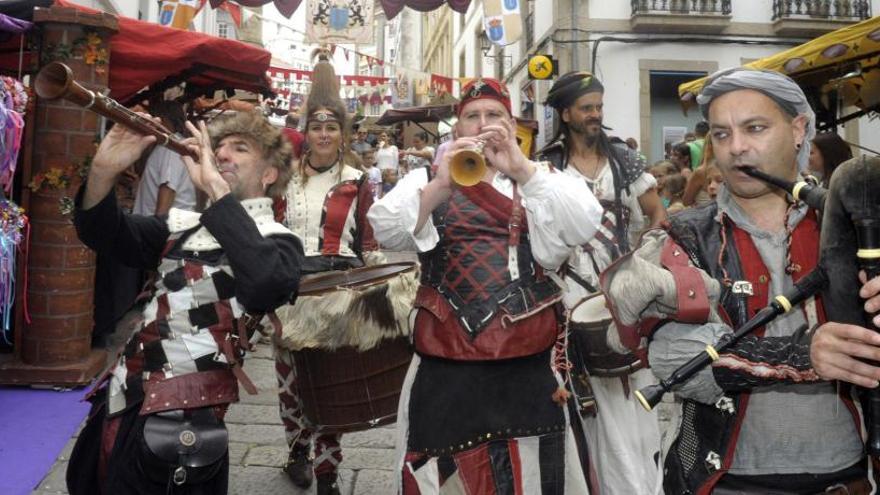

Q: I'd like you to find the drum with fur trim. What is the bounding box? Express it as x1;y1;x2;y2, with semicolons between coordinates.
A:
275;262;419;432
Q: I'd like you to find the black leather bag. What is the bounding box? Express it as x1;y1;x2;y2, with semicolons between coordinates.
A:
138;408;228;486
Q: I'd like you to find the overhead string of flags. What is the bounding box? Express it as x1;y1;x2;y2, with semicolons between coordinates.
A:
159;0;536;102
244;3;480;101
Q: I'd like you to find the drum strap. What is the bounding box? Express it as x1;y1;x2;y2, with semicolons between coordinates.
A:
564;266;597;293
221;335;257;395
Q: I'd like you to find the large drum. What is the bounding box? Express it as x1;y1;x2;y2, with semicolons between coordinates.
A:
277;262;419;433
293;337;412;433
569;293;644;377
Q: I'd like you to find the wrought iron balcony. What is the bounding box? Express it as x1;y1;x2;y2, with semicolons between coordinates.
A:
772;1;871;37
631;1;732;34
632;0;732;15
773;0;871;20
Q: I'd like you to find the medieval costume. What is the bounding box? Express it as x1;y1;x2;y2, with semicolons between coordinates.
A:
274;160;379;486
66;111;301;495
368;78;603;494
67;171;301;494
538;71;663;494
273;56;382;494
602;69;870;495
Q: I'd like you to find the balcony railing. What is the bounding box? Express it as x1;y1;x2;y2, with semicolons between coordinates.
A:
631;0;732;15
630;0;732;33
772;0;871;21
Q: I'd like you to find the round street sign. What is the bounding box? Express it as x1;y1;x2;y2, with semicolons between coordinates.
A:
528;55;554;80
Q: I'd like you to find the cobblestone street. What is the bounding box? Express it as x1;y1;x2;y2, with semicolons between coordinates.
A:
32;337;398;495
32;335;676;495
29;251;676;495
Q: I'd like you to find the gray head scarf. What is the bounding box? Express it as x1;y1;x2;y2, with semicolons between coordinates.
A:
697;68;816;171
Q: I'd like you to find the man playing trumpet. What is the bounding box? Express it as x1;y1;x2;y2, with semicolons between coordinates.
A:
368;78;602;493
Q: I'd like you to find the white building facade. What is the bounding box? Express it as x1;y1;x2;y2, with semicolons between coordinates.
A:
449;0;880;163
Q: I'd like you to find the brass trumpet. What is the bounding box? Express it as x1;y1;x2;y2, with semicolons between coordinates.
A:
33;61;198;159
449;141;487;187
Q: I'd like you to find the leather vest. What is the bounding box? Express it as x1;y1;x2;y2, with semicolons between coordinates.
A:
662;203;850;495
414;182;561;361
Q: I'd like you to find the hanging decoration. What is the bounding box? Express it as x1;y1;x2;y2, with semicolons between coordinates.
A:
204;0;470;20
158;0;204;30
28;154;94;216
208;0;302;19
393;70;413;107
379;0;471;19
430;74;453;97
482;0;522;46
0;76;27;195
0;198;28;343
42;29;109;74
305;0;374;44
217;1;243;27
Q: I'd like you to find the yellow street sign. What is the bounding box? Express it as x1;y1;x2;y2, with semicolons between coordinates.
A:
528;55;556;80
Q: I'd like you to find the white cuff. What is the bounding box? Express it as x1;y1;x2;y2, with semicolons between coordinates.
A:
405;185;440;252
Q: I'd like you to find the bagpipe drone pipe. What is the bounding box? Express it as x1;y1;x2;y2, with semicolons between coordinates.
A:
819;156;880;455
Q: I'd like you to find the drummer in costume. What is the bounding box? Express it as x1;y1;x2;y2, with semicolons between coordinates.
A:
66;110;303;494
368;78;603;493
602;68;880;494
537;71;665;494
274;54;383;495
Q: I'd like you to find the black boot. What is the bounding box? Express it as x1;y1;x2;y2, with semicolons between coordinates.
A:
283;446;313;489
316;472;341;495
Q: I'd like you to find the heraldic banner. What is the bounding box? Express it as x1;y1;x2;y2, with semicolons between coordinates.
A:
159;0;203;30
306;0;374;44
483;0;522;46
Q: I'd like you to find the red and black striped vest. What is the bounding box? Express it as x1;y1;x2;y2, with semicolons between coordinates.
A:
414;182;561;361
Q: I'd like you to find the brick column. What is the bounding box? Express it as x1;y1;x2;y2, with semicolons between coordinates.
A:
0;6;118;386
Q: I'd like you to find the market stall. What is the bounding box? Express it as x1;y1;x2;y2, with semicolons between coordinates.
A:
679;16;880;130
0;0;276;386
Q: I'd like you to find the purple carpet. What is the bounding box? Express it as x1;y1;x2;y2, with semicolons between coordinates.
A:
0;386;91;495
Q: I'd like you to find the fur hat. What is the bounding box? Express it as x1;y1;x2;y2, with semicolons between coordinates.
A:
208;110;293;198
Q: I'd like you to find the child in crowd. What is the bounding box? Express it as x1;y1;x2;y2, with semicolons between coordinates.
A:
663;174;687;214
361;147;382;200
706;166;723;199
381;168;398;196
648;160;677;208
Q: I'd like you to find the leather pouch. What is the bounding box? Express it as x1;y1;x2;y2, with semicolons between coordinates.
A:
139;407;228;486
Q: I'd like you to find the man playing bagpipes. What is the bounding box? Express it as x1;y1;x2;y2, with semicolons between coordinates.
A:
67;110;303;494
368;78;604;493
602;67;880;494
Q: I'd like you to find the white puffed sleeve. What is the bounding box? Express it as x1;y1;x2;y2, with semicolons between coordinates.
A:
519;168;603;270
367;167;440;252
629;171;658;199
